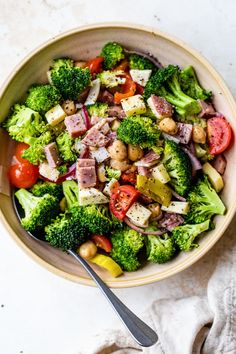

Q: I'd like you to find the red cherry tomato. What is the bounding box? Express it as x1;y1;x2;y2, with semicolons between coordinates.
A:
15;143;30;163
91;235;112;253
110;185;139;220
114;74;136;104
120;171;137;185
87;57;104;75
8;162;39;188
207;116;232;155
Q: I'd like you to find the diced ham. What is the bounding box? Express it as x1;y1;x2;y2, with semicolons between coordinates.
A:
100;122;110;135
107;105;126;119
99;90;114;105
82;128;110;147
212;154;227;175
64;113;87;138
77;158;95;168
174;123;193;144
135;151;160;168
198;100;216;117
77;166;97;189
147;95;173;119
44;142;61;168
158;212;184;231
107;131;117;143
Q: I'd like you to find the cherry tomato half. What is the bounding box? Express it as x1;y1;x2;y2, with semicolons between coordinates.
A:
109;185;139;220
8;162;39;188
91;235;112;253
207;116;232;155
114;74;136;104
15;142;30;163
87;57;104;75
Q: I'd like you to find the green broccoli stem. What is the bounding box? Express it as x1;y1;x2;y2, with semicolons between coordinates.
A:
62;180;79;209
15;189;40;218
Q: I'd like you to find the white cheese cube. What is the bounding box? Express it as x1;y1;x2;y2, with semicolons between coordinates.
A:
152;164;171;184
129;69;152;87
121;94;146;117
79;188;109;206
91;147;110;163
39;162;60;182
202;162;224;192
126;202;152;227
103;178;119;196
161;201;190;215
45;104;66;126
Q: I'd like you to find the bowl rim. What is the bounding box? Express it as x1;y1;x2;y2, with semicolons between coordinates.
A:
1;22;236;288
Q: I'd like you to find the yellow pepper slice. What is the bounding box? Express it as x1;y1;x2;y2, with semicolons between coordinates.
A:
90;254;123;277
137;175;172;206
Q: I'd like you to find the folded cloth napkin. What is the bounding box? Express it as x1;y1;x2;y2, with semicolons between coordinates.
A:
79;229;236;354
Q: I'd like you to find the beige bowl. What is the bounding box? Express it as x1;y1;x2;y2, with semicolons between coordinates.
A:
0;23;236;288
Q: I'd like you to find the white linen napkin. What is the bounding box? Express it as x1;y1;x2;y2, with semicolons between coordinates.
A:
79;224;236;354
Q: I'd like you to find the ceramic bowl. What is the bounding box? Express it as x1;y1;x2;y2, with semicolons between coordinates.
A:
0;23;236;288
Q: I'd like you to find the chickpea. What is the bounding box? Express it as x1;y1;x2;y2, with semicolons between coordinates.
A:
128;144;144;162
147;203;161;220
78;241;97;260
108;140;127;161
62;100;76;116
128;164;137;173
110;158;131;172
74;61;87;68
159;118;178;135
192;125;206;144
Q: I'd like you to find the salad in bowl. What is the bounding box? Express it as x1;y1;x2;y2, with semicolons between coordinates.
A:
3;41;232;277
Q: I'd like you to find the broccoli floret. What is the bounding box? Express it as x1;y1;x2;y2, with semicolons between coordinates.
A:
62;180;115;234
30;180;63;201
105;166;121;180
25;84;62;114
97;70;125;88
22;131;53;165
62;180;79;209
3;104;47;143
82;204;115;234
185;175;226;224
172;220;210;251
86;102;109;117
146;229;176;263
45;207;87;251
180;66;212;101
129;53;157;71
144;65;201;117
110;227;144;272
162;139;192;196
56;132;77;163
15;188;59;233
50;58;91;100
117;115;160;148
100;42;125;70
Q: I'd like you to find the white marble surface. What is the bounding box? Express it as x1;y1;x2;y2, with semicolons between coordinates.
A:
0;1;236;353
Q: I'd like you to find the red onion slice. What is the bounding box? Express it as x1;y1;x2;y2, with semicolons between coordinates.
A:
170;188;187;202
182;146;202;174
124;217;166;235
162;133;180;144
54;163;77;184
81;105;91;130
